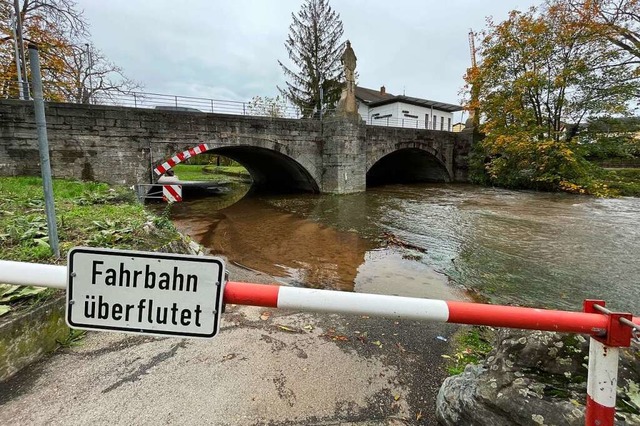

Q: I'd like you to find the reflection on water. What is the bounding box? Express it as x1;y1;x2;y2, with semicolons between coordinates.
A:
355;249;463;300
169;183;640;312
173;197;373;291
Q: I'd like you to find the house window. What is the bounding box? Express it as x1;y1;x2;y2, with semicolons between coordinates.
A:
440;116;444;131
425;114;429;129
448;117;452;131
432;115;437;130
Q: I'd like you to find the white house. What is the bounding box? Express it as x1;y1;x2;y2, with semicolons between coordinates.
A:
355;86;463;131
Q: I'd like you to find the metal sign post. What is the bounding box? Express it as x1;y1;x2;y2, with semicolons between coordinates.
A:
28;44;59;258
583;300;635;426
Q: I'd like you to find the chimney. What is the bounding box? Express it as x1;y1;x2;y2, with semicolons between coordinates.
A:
380;85;386;95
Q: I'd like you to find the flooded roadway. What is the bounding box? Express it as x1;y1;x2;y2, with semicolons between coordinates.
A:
169;183;640;313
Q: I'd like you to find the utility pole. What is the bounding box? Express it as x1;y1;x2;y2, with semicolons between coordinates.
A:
13;0;30;100
85;43;93;104
467;29;479;129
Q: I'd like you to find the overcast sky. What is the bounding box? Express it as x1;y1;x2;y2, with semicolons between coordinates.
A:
76;0;538;121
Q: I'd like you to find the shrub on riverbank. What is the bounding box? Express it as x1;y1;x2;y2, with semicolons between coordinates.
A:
0;177;182;316
470;138;640;197
599;168;640;197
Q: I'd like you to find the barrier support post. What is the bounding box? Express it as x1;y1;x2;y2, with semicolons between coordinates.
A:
583;300;633;426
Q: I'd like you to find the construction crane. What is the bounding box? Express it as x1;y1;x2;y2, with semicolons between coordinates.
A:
468;29;477;69
467;29;479;128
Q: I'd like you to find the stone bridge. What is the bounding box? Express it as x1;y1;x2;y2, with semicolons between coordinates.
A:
0;100;473;193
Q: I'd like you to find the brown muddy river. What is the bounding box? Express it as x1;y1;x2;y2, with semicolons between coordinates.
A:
168;183;640;313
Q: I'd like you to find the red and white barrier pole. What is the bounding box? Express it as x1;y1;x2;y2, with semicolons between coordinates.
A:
1;260;638;426
1;260;638;334
224;281;640;335
586;337;618;425
0;260;66;289
581;300;635;426
162;184;182;203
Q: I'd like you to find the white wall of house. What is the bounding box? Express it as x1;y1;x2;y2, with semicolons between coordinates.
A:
368;103;398;126
357;101;370;122
357;101;454;130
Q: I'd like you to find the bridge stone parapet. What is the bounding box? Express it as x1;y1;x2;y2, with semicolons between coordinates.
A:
0;100;472;193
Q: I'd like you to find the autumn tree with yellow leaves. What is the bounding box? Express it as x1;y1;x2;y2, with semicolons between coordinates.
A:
466;1;640;194
0;0;138;102
565;0;640;64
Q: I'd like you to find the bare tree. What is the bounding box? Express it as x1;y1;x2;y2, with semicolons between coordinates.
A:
58;43;140;104
247;95;289;118
1;1;140;102
564;0;640;64
2;0;88;93
22;0;88;37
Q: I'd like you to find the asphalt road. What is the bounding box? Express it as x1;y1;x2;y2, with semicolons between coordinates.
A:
0;265;460;425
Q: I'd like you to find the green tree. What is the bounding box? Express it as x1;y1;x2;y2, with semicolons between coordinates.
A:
278;0;344;118
467;3;639;193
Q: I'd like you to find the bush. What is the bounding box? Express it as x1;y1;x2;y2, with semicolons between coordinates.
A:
579;135;640;160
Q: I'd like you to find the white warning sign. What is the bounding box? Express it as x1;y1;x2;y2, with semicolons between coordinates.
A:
66;247;224;338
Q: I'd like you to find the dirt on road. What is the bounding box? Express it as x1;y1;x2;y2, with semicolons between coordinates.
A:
0;264;461;425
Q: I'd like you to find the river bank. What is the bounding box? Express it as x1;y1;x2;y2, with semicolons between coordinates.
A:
0;177;187;380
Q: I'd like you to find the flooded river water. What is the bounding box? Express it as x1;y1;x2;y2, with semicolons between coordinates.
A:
169;183;640;313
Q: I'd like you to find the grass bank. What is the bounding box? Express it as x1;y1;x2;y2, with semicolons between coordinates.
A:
0;176;182;316
600;168;640;197
444;326;495;375
172;164;249;182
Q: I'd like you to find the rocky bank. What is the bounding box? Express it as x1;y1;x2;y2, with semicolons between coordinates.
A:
436;329;640;425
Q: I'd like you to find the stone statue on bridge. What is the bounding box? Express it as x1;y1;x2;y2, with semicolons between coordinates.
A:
336;40;360;120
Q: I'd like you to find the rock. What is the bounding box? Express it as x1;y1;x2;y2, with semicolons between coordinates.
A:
144;221;207;257
436;329;640;425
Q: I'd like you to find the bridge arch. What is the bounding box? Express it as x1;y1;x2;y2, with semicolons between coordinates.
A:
154;139;320;193
366;141;452;187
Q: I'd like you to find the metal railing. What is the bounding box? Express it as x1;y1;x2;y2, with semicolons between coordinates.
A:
95;91;315;119
0;80;327;120
365;115;453;131
2;79;457;131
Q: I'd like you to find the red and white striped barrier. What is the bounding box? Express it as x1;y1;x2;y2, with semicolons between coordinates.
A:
222;282;640;426
162;184;182;203
0;259;638;426
586;338;618;423
223;281;639;335
154;143;209;175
